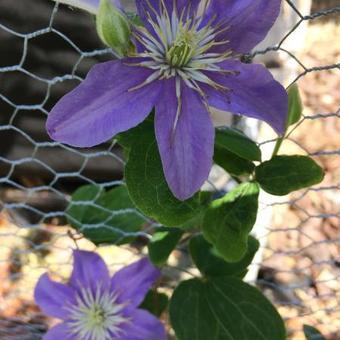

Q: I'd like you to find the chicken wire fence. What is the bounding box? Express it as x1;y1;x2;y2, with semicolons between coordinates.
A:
0;0;339;339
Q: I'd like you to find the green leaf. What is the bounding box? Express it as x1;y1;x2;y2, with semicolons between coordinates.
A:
140;289;169;317
178;210;205;230
202;182;259;262
170;277;286;340
214;146;255;176
177;191;214;230
116;120;149;149
124;120;201;226
287;84;303;127
255;155;324;196
189;234;259;278
66;185;144;245
215;128;261;161
148;227;184;266
303;325;325;340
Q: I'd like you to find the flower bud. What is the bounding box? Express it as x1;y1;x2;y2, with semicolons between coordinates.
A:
96;0;131;57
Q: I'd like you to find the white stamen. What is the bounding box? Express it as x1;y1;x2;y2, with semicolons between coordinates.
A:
65;285;129;340
128;70;162;91
129;0;235;126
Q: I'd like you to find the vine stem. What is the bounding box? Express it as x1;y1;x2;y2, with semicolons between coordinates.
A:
272;136;284;157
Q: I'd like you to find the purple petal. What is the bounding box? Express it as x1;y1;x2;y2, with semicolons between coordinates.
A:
46;59;162;147
154;79;214;200
136;0;200;28
119;309;166;340
204;60;288;134
43;323;75;340
111;258;160;309
204;0;281;53
175;0;200;14
69;250;110;291
34;274;75;319
52;0;122;14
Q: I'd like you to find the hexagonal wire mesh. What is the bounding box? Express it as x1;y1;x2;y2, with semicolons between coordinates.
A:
0;0;339;339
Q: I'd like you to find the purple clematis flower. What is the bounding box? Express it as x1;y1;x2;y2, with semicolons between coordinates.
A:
34;250;166;339
47;0;288;200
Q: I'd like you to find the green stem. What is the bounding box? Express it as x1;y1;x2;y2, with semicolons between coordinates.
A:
272;136;284;157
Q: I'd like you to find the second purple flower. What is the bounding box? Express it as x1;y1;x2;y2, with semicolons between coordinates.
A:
34;250;166;339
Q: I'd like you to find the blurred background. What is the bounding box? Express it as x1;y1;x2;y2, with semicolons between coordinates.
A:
0;0;339;339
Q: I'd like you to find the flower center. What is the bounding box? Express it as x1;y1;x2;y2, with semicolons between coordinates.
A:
166;34;195;68
65;285;129;339
85;303;106;327
129;1;236;104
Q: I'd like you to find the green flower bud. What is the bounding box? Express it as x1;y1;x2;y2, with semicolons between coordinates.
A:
96;0;131;57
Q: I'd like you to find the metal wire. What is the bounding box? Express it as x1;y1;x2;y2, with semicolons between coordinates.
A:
0;1;339;339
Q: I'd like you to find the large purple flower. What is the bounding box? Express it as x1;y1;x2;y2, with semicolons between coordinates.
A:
47;0;287;200
34;250;166;339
